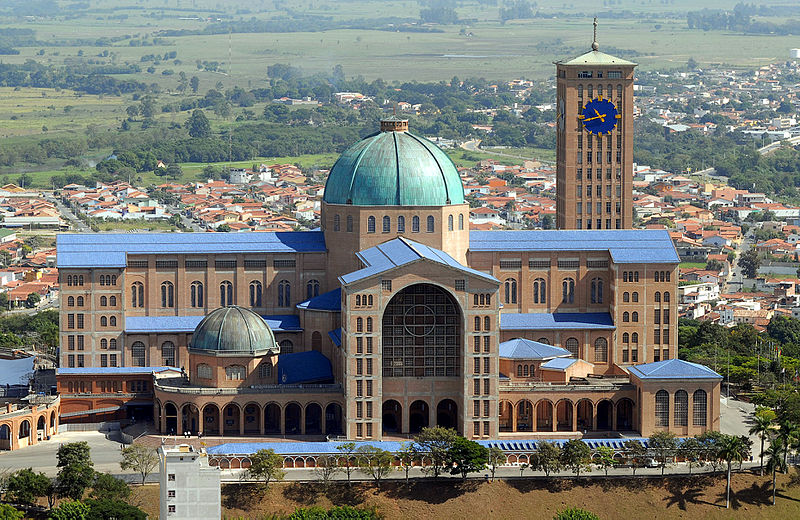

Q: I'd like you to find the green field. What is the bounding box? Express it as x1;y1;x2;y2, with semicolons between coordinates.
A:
680;262;709;269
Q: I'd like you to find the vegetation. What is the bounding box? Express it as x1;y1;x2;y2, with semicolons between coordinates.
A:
446;437;488;480
119;445;159;486
90;473;131;502
56;442;95;501
0;503;23;520
560;440;591;477
554;508;600;520
356;446;394;489
244;449;286;489
335;442;358;486
414;426;459;478
532;441;562;477
4;468;51;506
648;431;679;476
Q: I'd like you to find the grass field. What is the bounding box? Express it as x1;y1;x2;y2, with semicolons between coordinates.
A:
680;262;709;269
126;471;800;520
94;220;177;232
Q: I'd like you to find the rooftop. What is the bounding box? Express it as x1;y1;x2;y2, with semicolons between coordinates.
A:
628;359;722;380
498;338;572;360
500;312;615;331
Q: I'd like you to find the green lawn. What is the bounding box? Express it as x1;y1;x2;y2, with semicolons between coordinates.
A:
679;262;708;269
94;220;178;232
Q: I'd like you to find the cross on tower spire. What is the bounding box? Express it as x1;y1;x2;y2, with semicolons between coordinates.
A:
592;17;599;51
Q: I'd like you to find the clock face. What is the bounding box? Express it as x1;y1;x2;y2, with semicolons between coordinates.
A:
579;97;620;135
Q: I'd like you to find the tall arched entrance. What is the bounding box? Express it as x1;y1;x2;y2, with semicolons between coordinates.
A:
555;400;573;431
382;400;402;434
325;403;343;435
516;400;533;432
597;400;613;430
499;401;514;432
243;403;261;435
202;404;220;435
0;424;10;450
409;400;429;434
164;403;178;434
305;403;322;435
576;399;593;432
285;403;301;434
616;398;634;431
536;400;553;432
436;399;458;431
223;404;240;435
181;404;199;435
264;403;281;434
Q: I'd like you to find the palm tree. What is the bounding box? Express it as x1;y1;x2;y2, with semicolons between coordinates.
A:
749;409;775;476
777;420;799;473
718;434;752;509
765;437;787;506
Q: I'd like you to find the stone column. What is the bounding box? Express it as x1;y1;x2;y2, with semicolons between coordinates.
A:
571;403;578;432
611;403;617;432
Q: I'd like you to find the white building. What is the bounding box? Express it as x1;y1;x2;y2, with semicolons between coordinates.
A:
158;444;220;520
679;282;720;305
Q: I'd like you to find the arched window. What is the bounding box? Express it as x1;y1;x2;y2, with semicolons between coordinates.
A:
131;282;144;308
590;278;603;304
594;337;608;362
397;216;405;232
458;213;464;230
504;278;517;304
634;272;639;282
67;275;73;286
623;311;629;322
346;215;353;232
225;365;245;380
623;292;629;302
484;316;490;331
367;216;376;233
523;365;529;377
622;332;629;343
100;296;107;306
77;296;84;306
562;278;575;304
220;281;233;306
249;281;263;307
631;332;638;344
306;279;320;299
357;317;363;332
333;214;340;231
78;275;84;285
259;362;272;378
279;339;293;354
110;296;116;306
110;316;116;327
654;291;661;303
100;316;108;327
474;316;481;331
693;389;707;426
67;296;74;306
664;291;670;303
412;216;420;232
101;338;108;349
632;292;639;302
655;390;669;427
312;331;322;351
366;317;373;332
111;275;117;285
191;281;204;308
674;390;688;427
131;341;146;367
161;341;176;366
517;365;523;377
427;215;435;232
533;278;546;304
448;214;454;231
109;339;117;349
278;280;290;307
161;281;174;308
197;364;212;379
565;337;579;358
623;272;628;283
632;311;638;322
383;216;390;233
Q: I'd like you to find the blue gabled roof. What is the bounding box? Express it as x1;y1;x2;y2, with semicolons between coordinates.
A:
340;237;498;285
58;366;179;375
125;314;301;334
56;231;326;268
469;229;679;264
0;357;34;386
276;351;333;384
262;315;302;332
629;359;722;380
328;328;342;347
297;288;341;312
498;338;571;360
500;312;615;331
540;357;579;371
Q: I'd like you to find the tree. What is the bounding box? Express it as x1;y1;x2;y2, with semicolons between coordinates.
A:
447;436;488;480
554;508;600;520
687;57;698;70
90;473;129;502
532;441;562;477
163;164;183;180
334;442;358;486
679;437;704;475
648;431;678;476
739;248;761;279
541;214;554;230
313;455;340;487
487;446;506;482
119;445;158;486
49;500;90;520
0;504;23;520
560;440;591;477
356;446;393;489
57;442;95;500
749;408;776;476
396;442;418;485
243;449;285;489
414;426;458;478
593;446;615;476
190;76;200;94
5;468;50;505
84;499;146;519
718;434;752;509
25;292;41;308
186;109;211;138
765;437;787;506
623;440;647;476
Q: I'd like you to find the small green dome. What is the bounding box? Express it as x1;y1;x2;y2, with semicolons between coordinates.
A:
190;306;278;355
323;122;465;206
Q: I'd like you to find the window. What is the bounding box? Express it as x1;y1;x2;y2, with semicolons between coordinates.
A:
397;215;405;232
77;354;84;367
631;332;638;344
101;316;107;327
333;214;340;231
654;291;661;303
382;280;392;292
162;341;176;366
622;332;629;343
504;278;517;304
426;215;435;232
623;292;629;302
459;214;464;230
357;317;364;332
474;316;481;331
346;215;353;232
279;339;293;354
674;390;688;427
278;280;290;307
484;316;490;331
307;279;320;299
131;282;144;308
654;309;661;325
631;311;638;322
259;362;272;378
225;365;245;380
383;215;390;233
161;282;174;308
454;279;465;291
594;337;608;362
590;278;603;304
664;292;671;303
531;278;546;304
101;338;108;349
110;354;117;367
367;216;376;233
67;296;75;306
448;214;454;231
191;281;204;308
562;278;575;304
249;281;263;307
412;216;420;232
654;329;661;344
517;365;523;377
110;316;116;327
110;296;116;306
131;341;146;367
101;354;107;367
197;364;212;379
565;337;579;358
632;292;639;303
655;390;669;427
100;296;107;307
366;317;373;332
77;314;84;328
693;389;707;426
110;339;117;350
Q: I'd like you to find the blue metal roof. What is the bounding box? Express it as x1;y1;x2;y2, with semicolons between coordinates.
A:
540;357;579;371
500;312;615;331
56;231;326;268
296;288;341;312
276;351;333;384
628;359;722;380
58;367;179;375
498;338;571;360
0;357;34;386
469;229;679;264
341;237;498;285
328;328;342;347
125;314;301;334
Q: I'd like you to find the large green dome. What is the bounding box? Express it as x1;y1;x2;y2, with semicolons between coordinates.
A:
190;306;278;355
323;120;465;206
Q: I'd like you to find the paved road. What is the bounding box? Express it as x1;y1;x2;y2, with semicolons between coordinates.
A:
461;140;553;165
48;194;90;233
166;204;203;232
